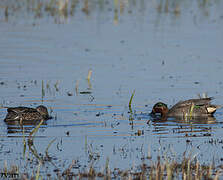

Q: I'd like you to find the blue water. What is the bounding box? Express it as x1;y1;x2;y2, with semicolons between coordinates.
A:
0;0;223;176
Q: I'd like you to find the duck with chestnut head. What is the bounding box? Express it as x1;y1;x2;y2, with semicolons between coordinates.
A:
151;97;221;119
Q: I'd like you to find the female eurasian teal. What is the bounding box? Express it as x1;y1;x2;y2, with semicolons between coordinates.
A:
151;97;221;118
4;105;50;122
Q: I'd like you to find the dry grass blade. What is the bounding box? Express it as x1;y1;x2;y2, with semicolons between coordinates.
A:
4;160;7;174
54;80;59;91
45;138;56;157
27;140;43;163
87;69;93;89
166;160;172;180
29;120;44;138
75;80;79;95
189;103;195;119
214;170;221;180
105;157;110;175
87;69;92;81
35;161;41;180
22;127;26;159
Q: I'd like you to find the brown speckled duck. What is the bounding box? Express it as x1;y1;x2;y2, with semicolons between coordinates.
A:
4;105;50;122
151;97;221;118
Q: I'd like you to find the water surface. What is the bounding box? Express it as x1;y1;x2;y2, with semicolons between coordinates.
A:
0;0;223;177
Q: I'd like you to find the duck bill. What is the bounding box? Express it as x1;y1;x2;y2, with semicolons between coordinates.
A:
150;109;156;116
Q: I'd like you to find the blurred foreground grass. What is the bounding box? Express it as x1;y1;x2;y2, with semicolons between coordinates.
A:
0;0;222;24
1;152;222;179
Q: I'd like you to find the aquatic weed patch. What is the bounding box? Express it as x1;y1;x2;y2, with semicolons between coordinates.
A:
1;154;222;179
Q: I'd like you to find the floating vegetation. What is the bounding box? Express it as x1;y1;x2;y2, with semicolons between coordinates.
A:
79;91;91;94
67;91;73;96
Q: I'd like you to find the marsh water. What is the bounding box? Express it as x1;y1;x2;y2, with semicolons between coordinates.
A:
0;0;223;177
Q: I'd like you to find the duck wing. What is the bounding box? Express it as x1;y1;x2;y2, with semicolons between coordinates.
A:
170;98;213;110
7;107;37;114
167;97;221;117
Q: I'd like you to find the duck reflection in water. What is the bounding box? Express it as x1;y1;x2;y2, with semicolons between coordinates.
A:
5;120;48;134
150;114;217;124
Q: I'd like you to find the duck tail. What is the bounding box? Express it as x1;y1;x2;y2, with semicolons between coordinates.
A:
214;105;222;109
207;105;222;114
1;106;11;108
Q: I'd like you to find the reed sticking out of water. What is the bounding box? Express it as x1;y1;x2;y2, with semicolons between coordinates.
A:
58;0;68;13
54;80;59;91
27;131;56;174
105;157;110;176
189;103;195;119
87;69;92;81
75;80;79;95
4;160;7;175
87;69;93;89
35;162;41;180
29;120;43;139
129;90;135;113
4;6;8;21
41;80;45;100
26;120;44;162
85;135;88;153
22;127;26;160
45;138;56;158
147;145;152;159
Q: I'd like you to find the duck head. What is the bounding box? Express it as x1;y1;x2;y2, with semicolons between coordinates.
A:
151;102;169;117
36;105;50;119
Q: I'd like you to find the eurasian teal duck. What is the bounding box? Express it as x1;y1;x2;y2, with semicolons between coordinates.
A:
151;97;221;118
4;105;50;122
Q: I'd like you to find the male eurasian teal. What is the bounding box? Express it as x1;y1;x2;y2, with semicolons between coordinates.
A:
4;105;50;122
151;97;221;118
